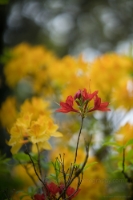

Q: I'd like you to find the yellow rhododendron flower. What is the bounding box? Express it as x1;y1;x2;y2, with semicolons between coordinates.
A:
112;77;133;110
8;113;62;154
20;97;50;120
8;113;32;154
0;97;18;129
49;55;90;99
29;115;62;152
4;43;58;96
8;96;62;154
4;43;31;87
115;123;133;145
89;53;133;102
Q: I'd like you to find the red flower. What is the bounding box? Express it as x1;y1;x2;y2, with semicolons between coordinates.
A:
66;187;80;200
56;88;110;115
74;89;98;102
56;96;79;113
89;95;110;112
59;184;80;200
82;88;98;101
47;182;60;195
34;194;45;200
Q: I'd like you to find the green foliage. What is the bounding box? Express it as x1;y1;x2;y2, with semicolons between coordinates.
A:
83;161;98;171
13;152;38;164
50;158;61;184
125;138;133;147
0;0;9;5
0;154;24;200
0;48;12;64
0;153;10;173
19;186;37;200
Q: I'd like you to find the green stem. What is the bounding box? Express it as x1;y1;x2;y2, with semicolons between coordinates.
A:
36;143;42;178
74;116;84;164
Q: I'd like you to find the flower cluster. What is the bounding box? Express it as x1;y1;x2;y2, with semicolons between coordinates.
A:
115;123;133;145
8;97;62;154
4;43;58;94
34;182;80;200
56;88;110;117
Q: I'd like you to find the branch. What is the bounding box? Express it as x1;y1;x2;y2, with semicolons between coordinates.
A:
74;116;84;164
24;149;50;200
36;143;42;178
57;134;91;200
122;148;132;183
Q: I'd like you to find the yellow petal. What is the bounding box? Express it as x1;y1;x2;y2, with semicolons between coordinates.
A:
11;143;22;154
50;131;63;137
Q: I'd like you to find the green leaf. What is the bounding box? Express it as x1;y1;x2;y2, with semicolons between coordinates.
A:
51;158;61;183
13;152;30;163
83;162;97;171
103;141;120;147
125;139;133;147
48;173;57;181
54;159;61;176
116;146;125;153
0;153;11;173
28;186;36;195
13;152;38;164
19;186;36;199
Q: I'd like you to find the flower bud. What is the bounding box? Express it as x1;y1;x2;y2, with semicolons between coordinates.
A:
74;90;81;100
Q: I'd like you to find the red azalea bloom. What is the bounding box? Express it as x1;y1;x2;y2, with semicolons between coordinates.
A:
89;95;110;112
74;89;98;102
47;182;60;195
59;184;80;200
82;88;98;101
56;88;110;115
56;96;79;113
58;183;64;194
66;187;80;200
34;194;45;200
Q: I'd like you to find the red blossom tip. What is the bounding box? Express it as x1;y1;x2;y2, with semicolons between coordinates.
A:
56;96;79;113
89;95;110;112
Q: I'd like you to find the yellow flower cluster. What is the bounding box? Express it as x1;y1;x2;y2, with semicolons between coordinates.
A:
89;53;133;106
8;97;62;154
112;77;133;110
4;43;58;94
3;43;90;99
20;97;50;119
3;43;133;111
48;55;90;99
50;147;106;200
115;123;133;145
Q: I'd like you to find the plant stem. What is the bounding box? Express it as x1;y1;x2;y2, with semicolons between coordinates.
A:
122;148;132;183
74;116;84;164
36;143;42;178
57;116;85;200
121;148;133;200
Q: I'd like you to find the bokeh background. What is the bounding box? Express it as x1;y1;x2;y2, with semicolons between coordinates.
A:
0;0;133;199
